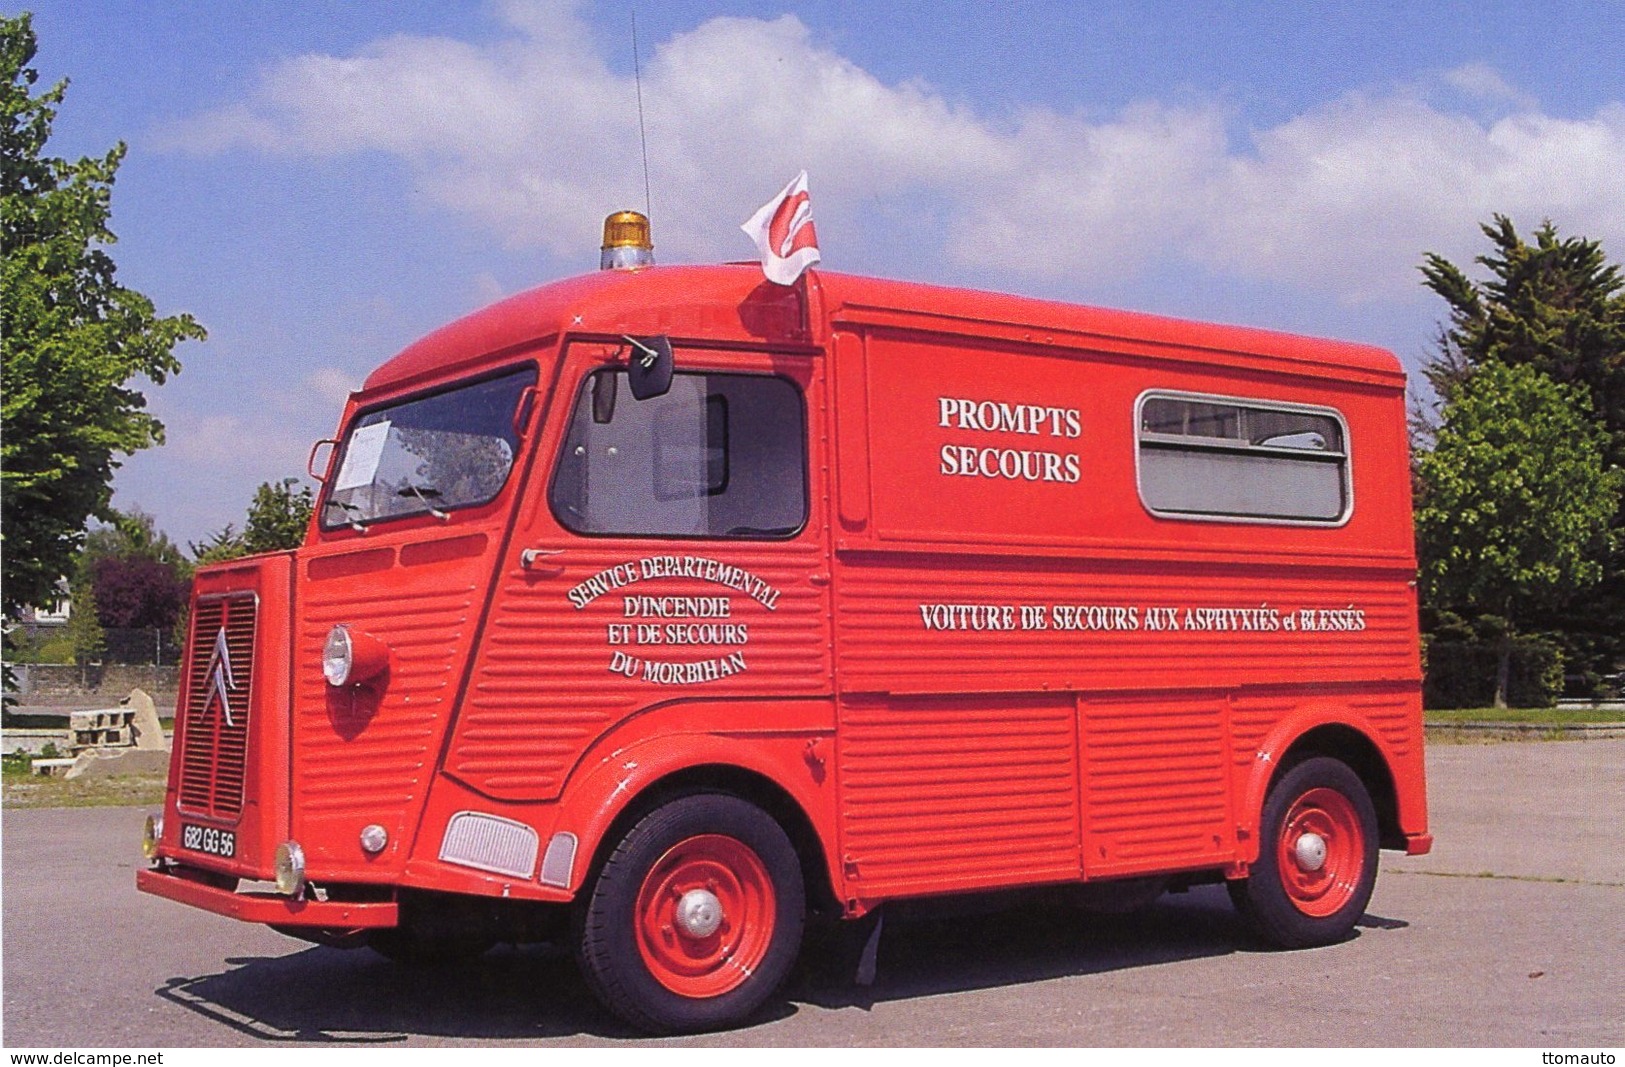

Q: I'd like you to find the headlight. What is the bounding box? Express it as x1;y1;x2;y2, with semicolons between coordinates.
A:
274;840;307;897
323;625;354;686
141;812;164;860
322;624;389;687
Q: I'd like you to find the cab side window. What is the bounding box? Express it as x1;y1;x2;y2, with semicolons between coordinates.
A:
550;369;807;538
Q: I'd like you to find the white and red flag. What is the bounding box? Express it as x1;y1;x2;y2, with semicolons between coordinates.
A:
741;170;821;285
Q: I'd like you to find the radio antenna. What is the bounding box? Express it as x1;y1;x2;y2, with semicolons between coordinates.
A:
631;11;652;219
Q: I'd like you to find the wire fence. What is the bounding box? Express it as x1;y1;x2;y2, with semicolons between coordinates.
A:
100;627;185;666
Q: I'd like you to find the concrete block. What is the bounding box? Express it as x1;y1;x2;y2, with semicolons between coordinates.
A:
31;758;77;777
68;706;140;750
1;729;71;756
69;708;135;729
63;748;170;780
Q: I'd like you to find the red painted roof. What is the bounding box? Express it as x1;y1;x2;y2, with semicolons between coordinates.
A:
365;265;1403;392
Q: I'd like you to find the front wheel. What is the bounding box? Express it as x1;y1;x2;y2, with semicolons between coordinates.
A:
1229;756;1379;948
576;794;805;1034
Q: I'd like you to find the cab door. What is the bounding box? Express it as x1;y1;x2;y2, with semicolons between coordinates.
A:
443;339;835;803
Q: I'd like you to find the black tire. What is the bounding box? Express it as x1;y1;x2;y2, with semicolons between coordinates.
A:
575;794;805;1035
1229;756;1379;948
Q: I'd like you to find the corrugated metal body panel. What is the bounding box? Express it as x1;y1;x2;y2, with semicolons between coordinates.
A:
1229;689;1419;768
814;307;1422;893
442;347;833;802
448;541;832;799
1080;694;1232;874
831;555;1418;695
291;547;491;873
838;695;1079;896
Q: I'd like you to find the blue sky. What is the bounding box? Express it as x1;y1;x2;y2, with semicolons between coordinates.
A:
20;0;1625;548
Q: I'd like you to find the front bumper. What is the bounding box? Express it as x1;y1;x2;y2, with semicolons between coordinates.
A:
137;866;399;928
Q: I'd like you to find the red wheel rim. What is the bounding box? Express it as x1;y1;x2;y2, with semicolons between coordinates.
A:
1276;787;1366;918
634;834;776;998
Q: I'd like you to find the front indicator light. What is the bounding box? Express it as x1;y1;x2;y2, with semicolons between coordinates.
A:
359;824;388;854
274;840;307;897
141;812;163;860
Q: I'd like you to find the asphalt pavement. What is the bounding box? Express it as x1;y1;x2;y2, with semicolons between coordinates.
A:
3;738;1621;1047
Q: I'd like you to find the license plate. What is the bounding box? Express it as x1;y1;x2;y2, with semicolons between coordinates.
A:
181;822;236;858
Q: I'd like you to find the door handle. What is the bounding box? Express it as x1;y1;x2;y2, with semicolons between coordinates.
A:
520;548;566;571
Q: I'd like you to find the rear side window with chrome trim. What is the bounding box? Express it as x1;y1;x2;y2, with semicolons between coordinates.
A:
1136;393;1350;523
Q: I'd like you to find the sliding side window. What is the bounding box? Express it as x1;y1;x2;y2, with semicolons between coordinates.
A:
1137;393;1350;523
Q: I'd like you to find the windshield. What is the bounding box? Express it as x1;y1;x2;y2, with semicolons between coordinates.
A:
322;366;533;528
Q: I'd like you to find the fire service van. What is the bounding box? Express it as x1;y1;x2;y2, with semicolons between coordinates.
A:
139;211;1430;1034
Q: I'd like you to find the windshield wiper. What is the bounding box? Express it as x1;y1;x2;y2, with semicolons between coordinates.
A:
397;483;450;520
324;498;367;533
725;524;798;537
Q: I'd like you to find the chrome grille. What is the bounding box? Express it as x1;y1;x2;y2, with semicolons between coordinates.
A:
177;594;257;818
439;811;539;878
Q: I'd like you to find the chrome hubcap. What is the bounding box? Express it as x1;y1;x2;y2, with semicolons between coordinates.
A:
675;888;723;939
1294;832;1328;872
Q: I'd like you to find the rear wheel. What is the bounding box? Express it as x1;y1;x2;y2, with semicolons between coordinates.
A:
576;794;804;1034
1230;756;1378;948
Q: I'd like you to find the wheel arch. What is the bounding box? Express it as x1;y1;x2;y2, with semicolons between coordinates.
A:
1242;709;1404;857
580;761;840;919
1276;724;1400;851
549;714;842;918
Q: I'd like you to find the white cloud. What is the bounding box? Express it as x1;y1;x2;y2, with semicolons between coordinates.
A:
159;1;1625;303
1443;62;1535;108
305;367;359;407
111;408;320;544
1196;96;1625;301
163;413;310;473
468;272;507;307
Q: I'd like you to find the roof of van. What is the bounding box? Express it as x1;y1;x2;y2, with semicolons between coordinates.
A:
365;264;1403;392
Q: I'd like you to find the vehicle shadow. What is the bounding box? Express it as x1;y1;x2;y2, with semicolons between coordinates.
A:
791;884;1253;1013
155;940;623;1043
153;885;1397;1043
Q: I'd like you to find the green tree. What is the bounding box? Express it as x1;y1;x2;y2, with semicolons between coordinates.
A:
84;507;189;573
1421;215;1625;441
62;576;104;665
1420;217;1625;694
0;13;205;620
189;524;246;566
1415;361;1622;707
189;479;315;564
69;508;189;663
244;478;314;553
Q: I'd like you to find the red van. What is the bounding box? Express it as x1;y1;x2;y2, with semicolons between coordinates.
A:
139;214;1430;1034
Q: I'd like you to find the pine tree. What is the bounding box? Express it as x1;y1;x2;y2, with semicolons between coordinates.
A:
1419;217;1625;697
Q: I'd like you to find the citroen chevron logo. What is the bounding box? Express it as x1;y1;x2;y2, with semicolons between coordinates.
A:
203;626;237;728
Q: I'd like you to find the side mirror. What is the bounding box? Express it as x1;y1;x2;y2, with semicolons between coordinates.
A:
308;439;337;482
624;335;673;400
